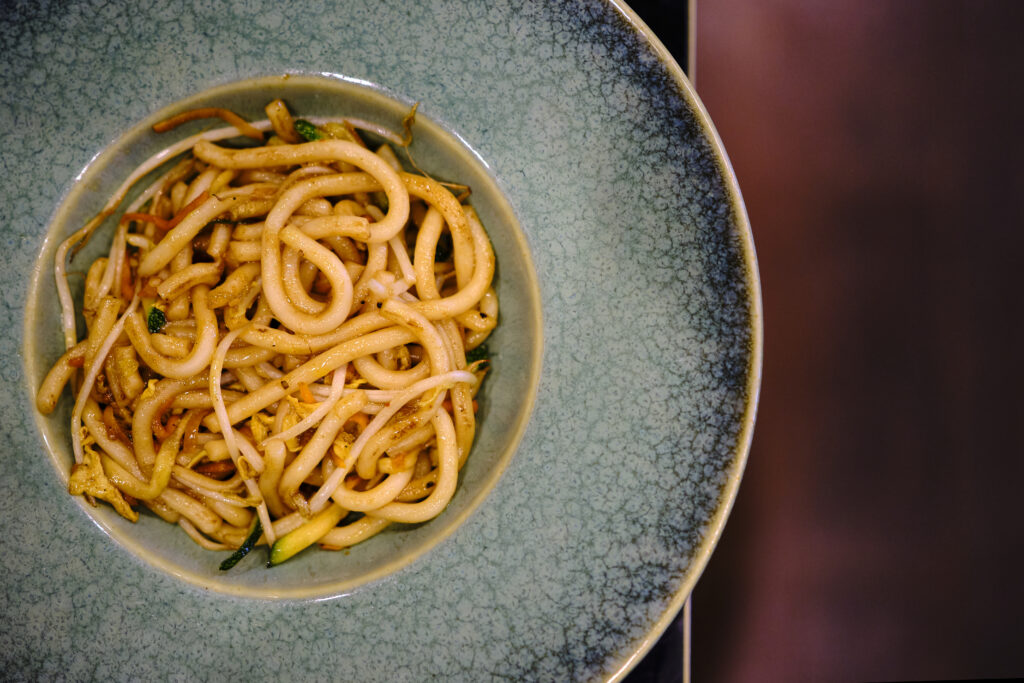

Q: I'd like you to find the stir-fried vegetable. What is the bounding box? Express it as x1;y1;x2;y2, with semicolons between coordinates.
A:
219;519;264;571
269;505;348;566
146;305;166;334
466;343;489;364
293;119;325;142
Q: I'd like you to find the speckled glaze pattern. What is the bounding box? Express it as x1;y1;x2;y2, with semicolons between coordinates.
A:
0;1;761;681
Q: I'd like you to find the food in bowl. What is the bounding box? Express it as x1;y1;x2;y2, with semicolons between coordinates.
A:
35;100;498;570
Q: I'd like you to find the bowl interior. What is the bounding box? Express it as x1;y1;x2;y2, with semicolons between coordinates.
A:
25;74;543;599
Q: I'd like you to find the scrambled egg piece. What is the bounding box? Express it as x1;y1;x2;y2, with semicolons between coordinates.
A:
68;441;138;522
138;378;159;403
251;410;303;452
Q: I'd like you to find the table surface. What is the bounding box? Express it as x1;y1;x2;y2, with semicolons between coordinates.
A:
627;1;1024;681
688;1;1024;681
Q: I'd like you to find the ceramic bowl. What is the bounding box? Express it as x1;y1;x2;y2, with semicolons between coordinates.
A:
0;1;761;680
25;74;544;599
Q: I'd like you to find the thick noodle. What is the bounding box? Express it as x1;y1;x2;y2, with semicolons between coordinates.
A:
38;101;496;567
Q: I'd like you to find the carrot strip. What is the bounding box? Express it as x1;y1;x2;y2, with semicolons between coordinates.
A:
151;396;179;440
120;251;134;300
152;107;263;141
121;212;171;230
102;405;132;446
297;381;316;404
346;412;369;431
195;461;236;478
167;191;210;229
152;414;180;441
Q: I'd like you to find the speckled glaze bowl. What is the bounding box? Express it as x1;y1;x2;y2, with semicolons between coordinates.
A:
25;74;544;600
0;2;761;681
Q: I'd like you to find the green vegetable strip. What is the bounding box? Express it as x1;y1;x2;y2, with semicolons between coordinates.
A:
294;119;325;142
269;504;347;566
219;518;263;571
465;343;488;364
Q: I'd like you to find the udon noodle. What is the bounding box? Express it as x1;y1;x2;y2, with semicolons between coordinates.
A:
36;100;497;568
